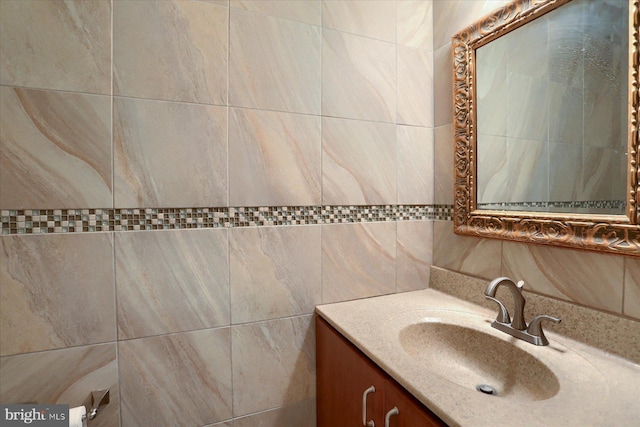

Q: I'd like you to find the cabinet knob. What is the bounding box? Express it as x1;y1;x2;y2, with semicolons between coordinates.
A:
362;385;376;427
384;406;399;427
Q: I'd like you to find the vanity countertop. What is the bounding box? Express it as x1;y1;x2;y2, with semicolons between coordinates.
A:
315;289;640;427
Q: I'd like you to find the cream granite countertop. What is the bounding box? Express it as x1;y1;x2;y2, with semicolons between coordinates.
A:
316;289;640;427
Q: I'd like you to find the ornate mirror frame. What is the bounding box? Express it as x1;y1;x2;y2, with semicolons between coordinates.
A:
453;0;640;256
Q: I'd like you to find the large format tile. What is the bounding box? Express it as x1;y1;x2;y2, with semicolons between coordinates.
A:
229;9;321;114
434;124;454;205
229;108;321;206
502;242;624;313
0;87;112;209
322;30;396;123
119;328;232;426
322;0;396;42
0;0;111;94
432;220;502;280
397;221;433;292
322;222;396;303
232;315;315;416
0;344;118;427
0;234;115;356
231;0;321;25
114;0;227;104
397;46;434;127
115;229;229;339
322;117;396;205
397;0;433;50
433;0;510;50
433;43;453;127
230;226;321;324
114;97;227;208
624;258;640;320
397;125;434;204
233;398;316;427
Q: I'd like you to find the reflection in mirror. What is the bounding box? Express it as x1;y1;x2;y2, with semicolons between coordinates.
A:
475;0;628;215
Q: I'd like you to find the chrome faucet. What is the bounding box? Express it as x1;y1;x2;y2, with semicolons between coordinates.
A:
484;277;561;346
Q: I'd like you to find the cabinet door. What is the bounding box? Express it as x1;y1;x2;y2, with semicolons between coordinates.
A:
383;378;446;427
317;317;385;427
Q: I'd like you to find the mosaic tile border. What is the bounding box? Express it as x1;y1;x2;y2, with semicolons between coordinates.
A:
1;205;454;235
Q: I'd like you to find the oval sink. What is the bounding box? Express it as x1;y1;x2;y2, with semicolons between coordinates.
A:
400;320;560;401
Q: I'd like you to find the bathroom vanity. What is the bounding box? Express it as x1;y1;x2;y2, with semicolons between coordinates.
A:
317;316;445;426
315;275;640;427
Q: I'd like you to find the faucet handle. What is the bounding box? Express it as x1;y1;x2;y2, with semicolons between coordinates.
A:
526;315;561;346
485;296;511;324
516;280;525;291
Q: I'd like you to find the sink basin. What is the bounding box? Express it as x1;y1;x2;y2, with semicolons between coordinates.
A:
399;316;560;401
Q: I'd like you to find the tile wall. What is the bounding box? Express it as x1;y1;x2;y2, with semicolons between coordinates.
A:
0;1;436;426
432;0;640;323
1;1;638;427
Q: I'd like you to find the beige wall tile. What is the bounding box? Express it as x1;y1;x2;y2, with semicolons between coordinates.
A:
397;125;434;205
0;344;118;427
398;0;433;50
397;47;434;127
322;30;396;123
322;117;396;205
114;0;227;104
200;0;229;6
0;0;111;94
502;242;624;313
116;229;229;339
0;87;112;209
233;398;316;427
434;43;453;127
434;124;454;205
230;226;321;324
231;0;321;25
322;222;396;303
322;0;396;42
432;220;502;280
119;328;232;426
0;234;115;356
433;0;510;50
114;97;227;208
232;315;315;416
229;9;321;114
397;221;433;292
624;258;640;320
229;108;321;206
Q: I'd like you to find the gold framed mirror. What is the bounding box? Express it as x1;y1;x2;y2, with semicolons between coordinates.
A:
453;0;640;256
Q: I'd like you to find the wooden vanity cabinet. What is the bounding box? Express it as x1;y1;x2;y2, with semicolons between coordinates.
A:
317;316;447;427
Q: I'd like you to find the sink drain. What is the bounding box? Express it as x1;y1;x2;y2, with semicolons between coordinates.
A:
475;384;497;396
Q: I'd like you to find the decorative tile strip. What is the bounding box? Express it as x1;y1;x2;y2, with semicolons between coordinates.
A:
1;205;454;235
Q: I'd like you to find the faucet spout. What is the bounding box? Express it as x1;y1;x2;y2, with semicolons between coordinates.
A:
485;277;527;330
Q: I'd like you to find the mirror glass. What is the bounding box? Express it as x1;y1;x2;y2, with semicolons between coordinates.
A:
475;0;628;215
